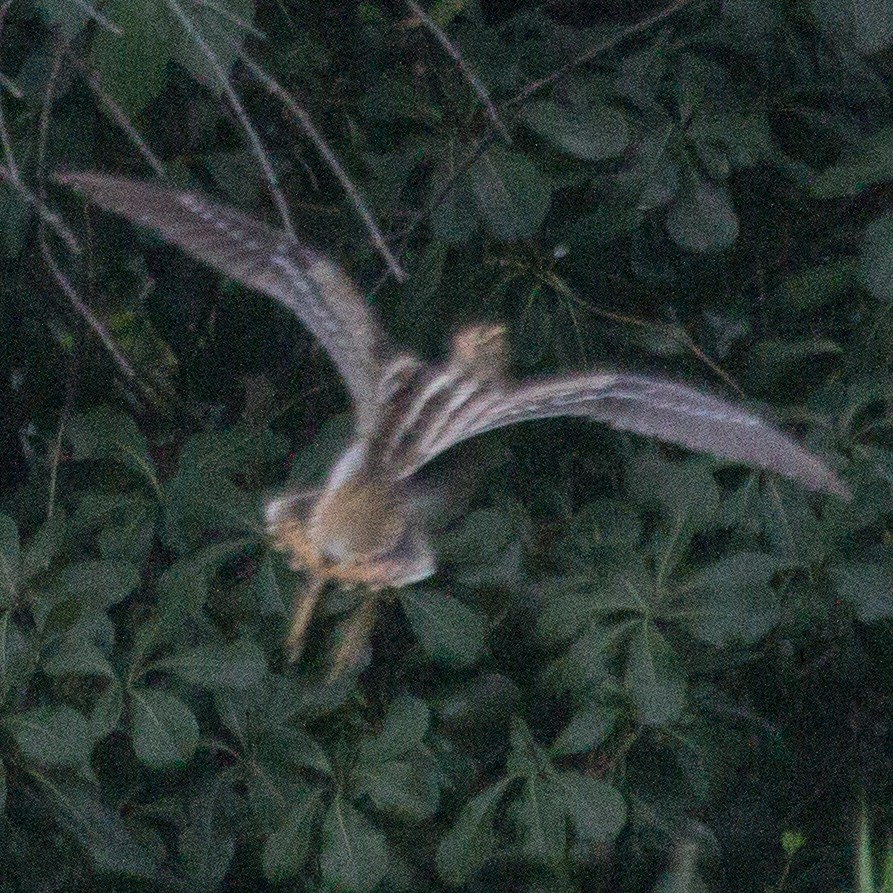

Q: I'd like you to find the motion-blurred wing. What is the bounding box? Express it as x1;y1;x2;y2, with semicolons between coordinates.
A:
57;172;387;432
405;371;850;498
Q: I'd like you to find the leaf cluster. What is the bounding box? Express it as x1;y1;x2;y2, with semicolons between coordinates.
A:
2;1;893;891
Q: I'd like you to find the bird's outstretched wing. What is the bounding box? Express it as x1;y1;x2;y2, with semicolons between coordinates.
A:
396;370;850;498
57;172;387;433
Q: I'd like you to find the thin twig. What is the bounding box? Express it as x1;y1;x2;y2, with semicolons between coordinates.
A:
65;0;123;34
238;49;406;282
64;51;164;176
0;165;81;253
0;9;81;253
47;350;78;520
0;1;20;183
37;43;63;189
194;0;267;40
160;0;295;237
40;238;137;379
406;0;510;142
0;72;21;99
545;271;743;395
505;0;699;107
375;130;495;293
388;0;699;272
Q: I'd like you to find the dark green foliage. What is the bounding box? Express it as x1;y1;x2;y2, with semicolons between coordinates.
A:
2;1;893;890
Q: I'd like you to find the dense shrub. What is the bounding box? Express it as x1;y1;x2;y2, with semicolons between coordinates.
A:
1;1;892;890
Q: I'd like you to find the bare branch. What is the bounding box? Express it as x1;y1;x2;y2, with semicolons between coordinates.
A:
40;236;137;380
406;0;510;142
159;0;295;237
505;0;699;107
238;50;406;282
377;129;495;290
65;0;123;34
0;72;21;99
0;1;19;183
46;349;78;520
388;0;699;275
193;0;267;40
64;50;164;176
0;165;81;253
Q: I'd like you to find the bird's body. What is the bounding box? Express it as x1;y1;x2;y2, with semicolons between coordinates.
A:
57;171;850;673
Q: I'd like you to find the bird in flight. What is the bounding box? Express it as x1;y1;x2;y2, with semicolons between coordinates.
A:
58;172;850;674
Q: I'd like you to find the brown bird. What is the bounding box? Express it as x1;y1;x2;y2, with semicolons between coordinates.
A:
57;172;850;673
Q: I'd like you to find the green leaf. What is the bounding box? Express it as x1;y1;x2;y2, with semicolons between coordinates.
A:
43;639;115;678
357;695;430;765
437;508;515;563
0;611;32;700
35;0;91;39
675;552;782;646
0;759;5;813
430;158;478;242
776;260;858;313
262;786;324;883
156;541;249;632
253;555;288;615
91;0;174;115
812;0;893;54
553;771;627;843
429;0;468;27
47;560;140;610
0;513;18;608
156;639;267;690
91;679;124;740
516;775;566;865
171;0;254;90
4;705;92;768
809;128;893;198
631;458;720;584
163;429;261;552
72;492;156;563
21;512;65;585
830;562;893;622
359;759;442;822
752;338;843;368
42;780;157;878
470;145;551;240
319;796;388;893
761;488;826;565
436;779;510;885
544;621;617;697
522;100;629;161
66;406;154;477
781;829;806;855
551;704;618;757
862;214;893;303
400;588;485;667
180;781;238;891
283;414;352;489
665;180;739;252
507;715;549;777
625;623;686;726
129;688;199;769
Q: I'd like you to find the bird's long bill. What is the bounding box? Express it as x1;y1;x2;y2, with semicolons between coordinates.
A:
328;597;379;681
286;576;325;663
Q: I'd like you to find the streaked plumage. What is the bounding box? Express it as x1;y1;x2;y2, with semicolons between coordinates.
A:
58;171;850;673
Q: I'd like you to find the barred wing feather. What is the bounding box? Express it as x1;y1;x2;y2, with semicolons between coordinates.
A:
408;371;850;498
57;172;386;432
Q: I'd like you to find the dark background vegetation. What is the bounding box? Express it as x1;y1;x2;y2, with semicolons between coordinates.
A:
2;0;893;889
